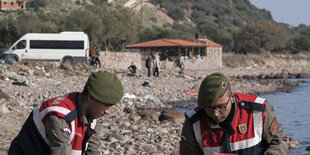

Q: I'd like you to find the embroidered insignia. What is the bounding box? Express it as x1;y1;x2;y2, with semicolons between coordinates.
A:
269;120;278;133
61;127;71;135
222;81;227;89
238;124;247;134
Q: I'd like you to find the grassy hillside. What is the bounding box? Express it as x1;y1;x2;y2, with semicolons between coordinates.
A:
26;0;273;29
149;0;273;28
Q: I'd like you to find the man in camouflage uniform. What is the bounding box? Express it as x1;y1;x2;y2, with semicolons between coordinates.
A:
9;71;124;155
180;72;288;155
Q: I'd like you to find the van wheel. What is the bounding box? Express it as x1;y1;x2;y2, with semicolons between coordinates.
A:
5;55;18;63
62;58;74;65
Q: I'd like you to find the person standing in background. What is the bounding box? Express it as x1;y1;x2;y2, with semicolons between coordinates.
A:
90;46;101;68
145;56;152;77
180;62;185;74
153;57;161;77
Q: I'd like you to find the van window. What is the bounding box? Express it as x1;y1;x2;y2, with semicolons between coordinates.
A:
15;40;26;49
30;40;84;49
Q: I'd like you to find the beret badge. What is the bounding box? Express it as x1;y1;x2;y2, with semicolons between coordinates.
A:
222;81;227;89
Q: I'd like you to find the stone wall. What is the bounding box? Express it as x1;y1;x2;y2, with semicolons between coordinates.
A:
99;50;222;71
183;55;222;70
162;54;222;70
98;51;142;70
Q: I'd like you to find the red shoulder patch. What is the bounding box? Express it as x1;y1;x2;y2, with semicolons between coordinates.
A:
269;119;278;133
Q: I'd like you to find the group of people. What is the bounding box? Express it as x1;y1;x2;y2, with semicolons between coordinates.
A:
89;49;183;77
145;55;161;77
9;70;289;155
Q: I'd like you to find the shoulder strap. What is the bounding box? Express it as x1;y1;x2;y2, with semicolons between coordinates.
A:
63;93;81;124
188;109;206;125
63;110;78;124
238;100;265;112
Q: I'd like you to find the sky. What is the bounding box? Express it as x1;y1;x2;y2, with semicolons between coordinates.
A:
250;0;310;26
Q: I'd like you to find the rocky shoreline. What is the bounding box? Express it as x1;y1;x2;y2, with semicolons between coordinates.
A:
0;62;309;154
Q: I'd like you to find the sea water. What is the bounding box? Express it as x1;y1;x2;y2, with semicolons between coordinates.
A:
262;79;310;155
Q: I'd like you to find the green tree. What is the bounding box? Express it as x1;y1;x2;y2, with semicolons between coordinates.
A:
138;22;196;42
82;5;138;51
0;13;18;48
234;21;288;53
13;10;41;36
196;19;233;50
168;8;185;21
63;7;104;47
292;27;310;52
27;0;49;9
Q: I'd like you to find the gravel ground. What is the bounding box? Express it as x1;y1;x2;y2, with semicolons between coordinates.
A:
0;61;309;154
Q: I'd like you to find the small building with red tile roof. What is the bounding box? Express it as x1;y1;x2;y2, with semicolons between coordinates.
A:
127;39;207;58
0;0;26;10
126;38;223;70
126;39;207;48
196;38;223;64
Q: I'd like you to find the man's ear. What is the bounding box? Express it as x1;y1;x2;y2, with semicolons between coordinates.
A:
87;94;92;103
231;92;235;102
83;94;92;107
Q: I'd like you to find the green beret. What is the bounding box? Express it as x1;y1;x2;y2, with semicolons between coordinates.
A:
198;72;230;108
86;71;124;105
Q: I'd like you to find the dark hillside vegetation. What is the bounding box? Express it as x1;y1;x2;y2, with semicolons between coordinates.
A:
0;0;309;53
0;3;138;51
151;0;272;27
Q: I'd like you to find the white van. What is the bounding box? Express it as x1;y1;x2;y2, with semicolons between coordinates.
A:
2;32;89;64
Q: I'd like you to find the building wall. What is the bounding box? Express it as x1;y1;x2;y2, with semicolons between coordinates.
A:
0;0;25;10
98;46;222;71
162;46;223;70
98;51;142;70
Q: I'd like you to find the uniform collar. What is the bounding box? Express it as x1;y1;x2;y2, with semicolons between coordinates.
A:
77;93;93;126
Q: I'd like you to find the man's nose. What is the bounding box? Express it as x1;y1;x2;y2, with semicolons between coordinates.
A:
212;109;220;117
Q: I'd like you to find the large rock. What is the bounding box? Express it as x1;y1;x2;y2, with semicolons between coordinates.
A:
138;109;160;121
129;113;141;122
296;73;310;78
15;64;29;71
274;72;288;79
44;63;57;72
0;104;10;114
61;64;73;71
265;73;275;79
159;108;185;123
0;73;8;80
288;72;297;78
258;73;266;79
0;87;14;101
286;137;300;149
0;87;17;106
108;132;125;142
242;75;253;79
33;69;46;76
